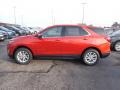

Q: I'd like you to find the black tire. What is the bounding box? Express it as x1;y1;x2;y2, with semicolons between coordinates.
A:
82;49;100;66
14;48;33;64
114;41;120;52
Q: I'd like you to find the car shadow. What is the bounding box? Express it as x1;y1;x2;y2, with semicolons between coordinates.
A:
34;57;84;65
0;54;83;65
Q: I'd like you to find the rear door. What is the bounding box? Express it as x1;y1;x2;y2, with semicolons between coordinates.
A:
60;26;89;55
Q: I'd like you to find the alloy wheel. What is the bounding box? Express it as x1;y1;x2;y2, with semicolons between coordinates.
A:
17;51;30;63
84;51;98;65
115;42;120;51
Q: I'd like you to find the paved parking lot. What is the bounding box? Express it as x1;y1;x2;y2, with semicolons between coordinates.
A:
0;40;120;90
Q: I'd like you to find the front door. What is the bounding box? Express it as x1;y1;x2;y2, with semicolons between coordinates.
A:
36;26;63;55
60;26;89;55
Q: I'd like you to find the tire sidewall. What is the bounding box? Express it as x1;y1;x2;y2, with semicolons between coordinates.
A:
14;48;33;64
114;41;120;52
82;49;100;66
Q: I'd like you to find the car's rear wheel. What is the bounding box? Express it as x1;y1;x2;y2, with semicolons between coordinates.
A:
82;49;100;66
14;48;33;64
114;41;120;52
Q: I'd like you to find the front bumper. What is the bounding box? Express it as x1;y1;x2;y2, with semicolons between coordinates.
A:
7;42;16;58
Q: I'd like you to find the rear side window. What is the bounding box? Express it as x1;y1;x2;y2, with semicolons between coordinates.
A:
64;26;88;36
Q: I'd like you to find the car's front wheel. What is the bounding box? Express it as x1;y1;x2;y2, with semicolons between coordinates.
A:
82;49;100;66
114;41;120;52
14;48;33;64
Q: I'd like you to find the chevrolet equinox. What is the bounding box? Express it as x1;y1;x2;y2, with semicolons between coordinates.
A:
7;25;110;65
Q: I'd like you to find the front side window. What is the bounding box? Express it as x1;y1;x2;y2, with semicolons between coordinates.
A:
64;26;88;36
42;27;62;37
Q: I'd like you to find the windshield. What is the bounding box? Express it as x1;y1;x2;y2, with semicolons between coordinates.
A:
4;26;19;31
16;26;24;30
0;26;10;31
4;26;14;30
10;26;21;30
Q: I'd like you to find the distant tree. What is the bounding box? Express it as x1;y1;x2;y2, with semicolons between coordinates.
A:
112;22;120;28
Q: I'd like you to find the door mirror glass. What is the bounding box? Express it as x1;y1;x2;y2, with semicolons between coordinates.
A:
36;34;42;38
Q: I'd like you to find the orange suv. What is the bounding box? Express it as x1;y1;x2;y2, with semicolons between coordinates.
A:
7;25;110;65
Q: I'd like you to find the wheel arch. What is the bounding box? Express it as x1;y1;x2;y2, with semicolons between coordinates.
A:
114;40;120;45
13;45;34;58
81;47;102;58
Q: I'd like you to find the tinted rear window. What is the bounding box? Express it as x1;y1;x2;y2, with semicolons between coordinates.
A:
64;26;88;36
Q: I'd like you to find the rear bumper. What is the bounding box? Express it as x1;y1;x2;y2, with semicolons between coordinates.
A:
98;42;111;58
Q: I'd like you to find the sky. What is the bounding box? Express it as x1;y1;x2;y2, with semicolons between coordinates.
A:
0;0;120;28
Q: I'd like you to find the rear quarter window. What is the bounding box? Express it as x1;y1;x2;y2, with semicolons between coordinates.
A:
88;27;106;35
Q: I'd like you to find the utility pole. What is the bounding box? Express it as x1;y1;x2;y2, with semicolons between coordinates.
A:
21;15;24;26
81;3;87;24
13;6;16;24
51;9;55;25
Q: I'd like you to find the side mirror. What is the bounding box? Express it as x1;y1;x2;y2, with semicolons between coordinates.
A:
35;34;42;38
38;34;43;38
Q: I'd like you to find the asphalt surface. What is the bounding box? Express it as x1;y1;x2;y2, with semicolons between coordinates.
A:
0;40;120;90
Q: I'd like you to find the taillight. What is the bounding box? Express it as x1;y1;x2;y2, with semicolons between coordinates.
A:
104;36;111;42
